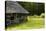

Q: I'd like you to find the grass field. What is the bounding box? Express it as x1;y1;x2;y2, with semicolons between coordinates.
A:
6;16;45;30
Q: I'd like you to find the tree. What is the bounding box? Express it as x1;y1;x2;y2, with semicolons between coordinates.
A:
18;2;44;15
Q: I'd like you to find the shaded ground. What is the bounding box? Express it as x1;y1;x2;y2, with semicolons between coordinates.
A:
6;16;45;30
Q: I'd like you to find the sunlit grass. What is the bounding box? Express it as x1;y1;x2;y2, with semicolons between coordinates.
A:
7;16;45;30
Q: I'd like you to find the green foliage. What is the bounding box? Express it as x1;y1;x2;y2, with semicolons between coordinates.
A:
18;2;44;15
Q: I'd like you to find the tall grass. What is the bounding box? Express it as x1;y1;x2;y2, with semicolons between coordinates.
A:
7;16;45;30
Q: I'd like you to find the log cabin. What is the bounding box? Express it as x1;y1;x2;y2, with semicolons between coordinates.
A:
5;1;29;26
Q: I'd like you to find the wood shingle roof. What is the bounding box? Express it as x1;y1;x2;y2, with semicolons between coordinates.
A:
6;1;29;14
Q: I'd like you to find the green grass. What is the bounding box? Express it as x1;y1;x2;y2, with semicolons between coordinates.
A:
7;16;45;30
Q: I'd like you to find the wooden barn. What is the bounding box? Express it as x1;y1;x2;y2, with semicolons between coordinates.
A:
5;1;29;26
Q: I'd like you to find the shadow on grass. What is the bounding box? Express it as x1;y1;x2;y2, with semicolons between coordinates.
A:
5;20;28;30
5;23;21;30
